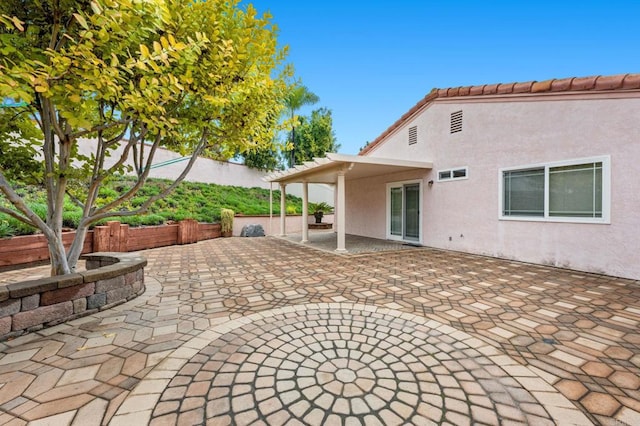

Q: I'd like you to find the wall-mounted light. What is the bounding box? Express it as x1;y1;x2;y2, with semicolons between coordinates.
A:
428;180;434;188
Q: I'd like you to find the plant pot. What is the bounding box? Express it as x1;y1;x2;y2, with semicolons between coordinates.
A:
314;212;324;224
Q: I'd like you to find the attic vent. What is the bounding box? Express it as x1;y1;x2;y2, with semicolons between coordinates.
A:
408;126;418;145
450;110;463;134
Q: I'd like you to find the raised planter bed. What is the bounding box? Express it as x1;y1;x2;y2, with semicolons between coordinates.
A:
308;223;333;230
0;220;221;271
0;252;146;341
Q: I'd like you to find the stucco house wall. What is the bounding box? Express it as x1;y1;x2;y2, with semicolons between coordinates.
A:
345;170;429;240
349;92;640;279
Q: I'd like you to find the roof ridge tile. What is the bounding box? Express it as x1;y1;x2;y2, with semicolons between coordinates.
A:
497;82;516;94
551;77;574;91
531;79;553;92
622;73;640;89
595;74;623;90
484;83;499;95
570;75;598;90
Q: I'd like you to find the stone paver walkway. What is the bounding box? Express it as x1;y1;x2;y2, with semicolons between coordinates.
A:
0;237;638;425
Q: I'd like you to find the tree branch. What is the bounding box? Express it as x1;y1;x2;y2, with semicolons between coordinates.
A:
0;172;46;230
89;133;162;217
70;119;131;140
85;130;209;225
64;190;85;210
0;205;35;227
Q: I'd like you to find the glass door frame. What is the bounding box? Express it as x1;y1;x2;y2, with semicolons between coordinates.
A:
386;179;423;243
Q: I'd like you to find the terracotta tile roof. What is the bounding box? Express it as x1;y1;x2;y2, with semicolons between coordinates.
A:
359;73;640;155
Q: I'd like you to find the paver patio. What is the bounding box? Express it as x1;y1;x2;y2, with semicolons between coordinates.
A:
0;237;638;425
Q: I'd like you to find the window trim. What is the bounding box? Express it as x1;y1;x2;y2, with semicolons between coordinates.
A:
498;155;611;224
437;166;469;182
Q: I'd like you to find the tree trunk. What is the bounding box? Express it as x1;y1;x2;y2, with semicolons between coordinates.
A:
290;126;296;167
66;225;89;272
47;231;71;276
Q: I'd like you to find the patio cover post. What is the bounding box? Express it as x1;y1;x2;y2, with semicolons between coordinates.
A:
336;170;346;252
301;181;309;243
279;183;286;236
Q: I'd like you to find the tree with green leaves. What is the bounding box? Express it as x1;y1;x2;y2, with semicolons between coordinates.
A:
290;107;340;166
239;144;281;171
284;82;319;167
238;81;320;171
0;0;288;275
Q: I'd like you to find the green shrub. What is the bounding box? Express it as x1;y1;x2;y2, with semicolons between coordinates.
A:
130;197;146;208
29;203;48;221
62;210;83;228
0;219;14;238
140;214;165;226
119;216;142;227
220;208;234;233
0;177;304;236
5;215;37;235
310;202;332;213
171;210;193;222
118;214;161;227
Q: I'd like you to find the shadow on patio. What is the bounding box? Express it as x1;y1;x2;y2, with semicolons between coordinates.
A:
278;230;422;255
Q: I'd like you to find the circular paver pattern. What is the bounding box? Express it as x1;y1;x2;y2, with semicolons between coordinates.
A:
154;305;555;425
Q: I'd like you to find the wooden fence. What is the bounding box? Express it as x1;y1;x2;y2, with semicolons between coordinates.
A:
0;220;221;270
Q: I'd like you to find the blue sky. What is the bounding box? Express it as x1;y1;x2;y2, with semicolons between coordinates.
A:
246;1;640;155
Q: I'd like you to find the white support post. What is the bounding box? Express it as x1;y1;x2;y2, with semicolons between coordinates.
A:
336;171;346;252
301;181;309;243
279;183;287;236
333;182;338;234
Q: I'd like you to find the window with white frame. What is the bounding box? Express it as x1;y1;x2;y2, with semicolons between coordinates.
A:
501;156;610;222
438;167;468;182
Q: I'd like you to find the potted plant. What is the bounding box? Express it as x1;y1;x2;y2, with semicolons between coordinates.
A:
220;208;234;237
310;202;331;224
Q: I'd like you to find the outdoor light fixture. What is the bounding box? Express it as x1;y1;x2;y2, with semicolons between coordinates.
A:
428;180;434;187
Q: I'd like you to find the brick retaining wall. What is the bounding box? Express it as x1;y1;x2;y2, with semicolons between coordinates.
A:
0;252;146;341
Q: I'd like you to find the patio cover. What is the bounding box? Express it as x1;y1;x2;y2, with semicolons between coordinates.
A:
265;153;433;252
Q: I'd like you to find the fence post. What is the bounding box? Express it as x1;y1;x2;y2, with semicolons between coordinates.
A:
93;221;128;252
178;219;198;245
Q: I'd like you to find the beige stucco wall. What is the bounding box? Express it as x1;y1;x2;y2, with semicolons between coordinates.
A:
286;183;335;205
75;138;270;189
75;139;335;203
345;170;429;240
351;94;640;279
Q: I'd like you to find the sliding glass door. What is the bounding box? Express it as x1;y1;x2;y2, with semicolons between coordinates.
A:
388;182;421;242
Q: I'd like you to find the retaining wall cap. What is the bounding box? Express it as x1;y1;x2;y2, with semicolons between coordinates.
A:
82;252;146;262
80;253;147;281
57;273;89;289
8;276;64;298
81;264;128;283
0;287;8;303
